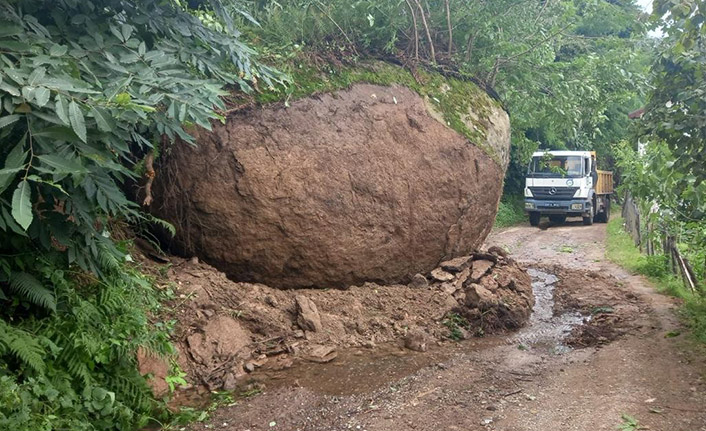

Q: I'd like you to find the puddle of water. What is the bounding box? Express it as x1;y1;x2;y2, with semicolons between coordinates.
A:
252;344;454;396
513;268;586;354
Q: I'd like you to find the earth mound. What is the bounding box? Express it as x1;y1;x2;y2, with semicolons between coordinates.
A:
137;247;531;393
153;79;510;288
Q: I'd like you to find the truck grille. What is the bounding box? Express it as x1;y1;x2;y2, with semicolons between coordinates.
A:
529;187;579;200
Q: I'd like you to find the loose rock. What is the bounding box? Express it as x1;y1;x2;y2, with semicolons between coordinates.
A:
470;259;495;282
295;295;323;332
440;256;472;273
408;273;429;289
431;268;455;282
305;345;338;363
404;329;429;352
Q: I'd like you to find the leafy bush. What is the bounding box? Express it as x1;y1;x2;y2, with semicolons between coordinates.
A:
0;0;277;429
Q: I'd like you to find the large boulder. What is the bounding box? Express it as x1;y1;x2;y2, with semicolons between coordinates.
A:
153;80;510;288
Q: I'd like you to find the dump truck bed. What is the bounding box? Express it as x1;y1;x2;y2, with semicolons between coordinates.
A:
596;170;613;195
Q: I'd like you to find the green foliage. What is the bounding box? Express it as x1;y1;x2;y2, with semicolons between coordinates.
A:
443;312;469;341
0;0;279;278
617;414;640;431
642;0;706;217
494;194;526;228
0;256;174;430
0;0;279;429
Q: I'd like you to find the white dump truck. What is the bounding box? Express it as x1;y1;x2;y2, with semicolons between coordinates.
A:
524;150;613;226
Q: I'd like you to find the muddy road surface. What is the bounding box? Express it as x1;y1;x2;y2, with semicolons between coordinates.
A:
185;221;706;431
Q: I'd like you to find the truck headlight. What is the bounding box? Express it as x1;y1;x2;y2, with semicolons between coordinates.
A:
525;202;535;209
524;188;533;197
571;203;583;210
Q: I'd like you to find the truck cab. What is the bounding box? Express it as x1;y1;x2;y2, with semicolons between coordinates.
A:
524;150;612;226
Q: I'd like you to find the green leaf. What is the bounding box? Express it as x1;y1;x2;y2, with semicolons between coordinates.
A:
27;67;46;86
8;272;56;312
54;95;69;125
90;106;113;132
0;114;20;129
11;180;32;230
0;23;23;38
68;100;86;142
49;44;68;57
34;87;50;107
0;80;20;96
37;154;87;174
121;24;133;41
1;206;26;236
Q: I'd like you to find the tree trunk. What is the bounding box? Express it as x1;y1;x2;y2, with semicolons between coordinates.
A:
404;0;419;60
412;0;435;63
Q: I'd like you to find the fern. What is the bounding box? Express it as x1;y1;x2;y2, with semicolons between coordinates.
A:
0;321;46;373
8;272;56;312
142;213;176;237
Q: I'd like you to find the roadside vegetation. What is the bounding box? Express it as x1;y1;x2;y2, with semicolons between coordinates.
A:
610;0;706;343
607;216;706;343
494;195;526;228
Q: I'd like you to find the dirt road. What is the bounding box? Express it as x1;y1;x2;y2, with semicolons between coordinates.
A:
186;221;706;431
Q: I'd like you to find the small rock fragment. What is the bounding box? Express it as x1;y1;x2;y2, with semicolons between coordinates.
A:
465;284;496;308
295;295;323;332
223;372;238;390
408;273;429;289
470;259;494;281
440;282;457;295
403;330;429;352
487;245;508;257
440;256;472;273
430;268;454;282
305;345;338;363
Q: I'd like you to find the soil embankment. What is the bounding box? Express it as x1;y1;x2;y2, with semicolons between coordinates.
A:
139;248;531;396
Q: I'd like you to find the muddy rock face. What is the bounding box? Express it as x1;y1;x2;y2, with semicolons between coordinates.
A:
153;83;510;288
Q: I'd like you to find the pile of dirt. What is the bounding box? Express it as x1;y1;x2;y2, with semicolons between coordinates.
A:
138;247;531;394
550;266;647;347
152;80;510;289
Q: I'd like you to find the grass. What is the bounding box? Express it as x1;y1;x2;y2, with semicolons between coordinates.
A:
494;194;526;228
559;245;574;253
606;215;706;344
617;414;641;431
443;312;470;341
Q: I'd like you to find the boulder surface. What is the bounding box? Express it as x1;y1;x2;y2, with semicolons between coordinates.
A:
153;82;510;288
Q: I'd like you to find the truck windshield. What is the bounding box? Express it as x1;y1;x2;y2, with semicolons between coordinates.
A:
528;155;584;178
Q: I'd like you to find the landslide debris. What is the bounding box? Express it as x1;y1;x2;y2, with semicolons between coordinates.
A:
139;248;531;393
152;73;510;289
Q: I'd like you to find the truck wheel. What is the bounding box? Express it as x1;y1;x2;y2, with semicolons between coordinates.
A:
583;203;595;226
602;199;611;223
529;212;541;227
549;214;567;224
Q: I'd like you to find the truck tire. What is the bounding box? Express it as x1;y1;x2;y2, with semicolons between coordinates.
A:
584;202;595;226
549;214;567;224
594;197;611;223
529;212;541;227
